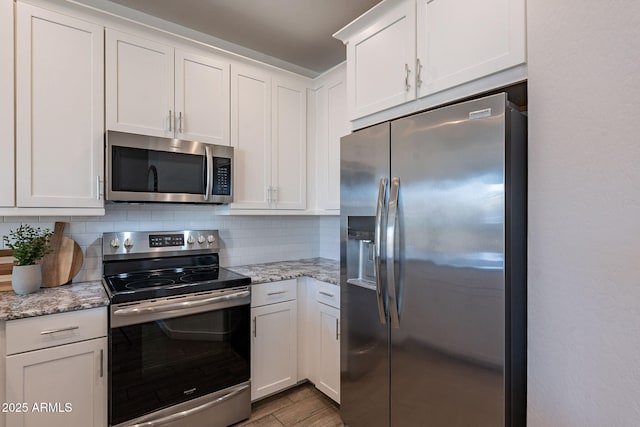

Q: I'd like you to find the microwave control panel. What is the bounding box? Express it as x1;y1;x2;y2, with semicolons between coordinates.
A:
213;157;231;196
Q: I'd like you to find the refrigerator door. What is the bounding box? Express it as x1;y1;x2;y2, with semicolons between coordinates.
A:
389;93;509;426
340;122;390;427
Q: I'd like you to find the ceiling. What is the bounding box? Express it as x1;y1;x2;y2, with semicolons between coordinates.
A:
96;0;381;77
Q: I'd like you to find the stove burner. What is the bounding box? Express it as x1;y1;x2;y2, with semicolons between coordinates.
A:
125;278;176;290
116;272;151;281
180;272;220;283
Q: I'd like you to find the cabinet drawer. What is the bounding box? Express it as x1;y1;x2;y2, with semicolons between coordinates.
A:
251;279;297;307
6;307;107;355
315;281;340;309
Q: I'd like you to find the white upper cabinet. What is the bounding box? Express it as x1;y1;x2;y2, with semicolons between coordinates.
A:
314;64;349;211
175;51;230;145
106;29;230;145
231;64;307;211
230;63;272;209
106;29;174;138
416;0;526;97
0;0;14;208
340;0;416;120
335;0;527;122
271;75;307;210
15;3;104;208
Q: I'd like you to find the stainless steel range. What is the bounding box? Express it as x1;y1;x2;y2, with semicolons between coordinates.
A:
102;230;251;427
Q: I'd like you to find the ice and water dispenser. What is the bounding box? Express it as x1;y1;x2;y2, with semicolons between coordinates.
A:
346;216;376;287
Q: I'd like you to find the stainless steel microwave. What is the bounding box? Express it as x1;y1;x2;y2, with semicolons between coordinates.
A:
105;131;233;204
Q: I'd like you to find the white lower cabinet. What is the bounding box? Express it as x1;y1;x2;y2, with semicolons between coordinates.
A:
309;279;341;403
4;308;107;427
315;302;340;403
250;280;298;401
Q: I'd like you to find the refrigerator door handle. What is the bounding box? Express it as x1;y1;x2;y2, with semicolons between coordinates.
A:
374;177;388;325
386;177;401;328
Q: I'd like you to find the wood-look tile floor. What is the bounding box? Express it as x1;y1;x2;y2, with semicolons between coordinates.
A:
234;383;344;427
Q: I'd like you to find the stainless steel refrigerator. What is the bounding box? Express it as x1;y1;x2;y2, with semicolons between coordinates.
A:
340;92;526;427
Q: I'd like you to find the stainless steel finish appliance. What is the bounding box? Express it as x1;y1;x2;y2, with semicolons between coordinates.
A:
106;131;234;204
102;230;251;427
340;93;527;426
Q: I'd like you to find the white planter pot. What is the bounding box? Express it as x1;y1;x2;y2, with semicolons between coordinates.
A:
12;264;42;295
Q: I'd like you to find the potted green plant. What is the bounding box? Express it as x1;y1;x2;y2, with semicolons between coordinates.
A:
2;224;52;295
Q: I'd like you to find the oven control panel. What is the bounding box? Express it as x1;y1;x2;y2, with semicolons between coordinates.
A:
103;230;220;260
149;234;184;247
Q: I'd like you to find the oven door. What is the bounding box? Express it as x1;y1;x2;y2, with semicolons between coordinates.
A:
109;287;250;427
106;130;233;204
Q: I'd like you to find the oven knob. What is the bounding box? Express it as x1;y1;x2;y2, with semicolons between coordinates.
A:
187;235;195;245
110;238;120;249
124;238;134;249
207;235;216;244
197;235;206;244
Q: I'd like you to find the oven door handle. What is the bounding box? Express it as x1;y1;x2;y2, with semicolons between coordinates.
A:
128;384;249;427
113;290;250;317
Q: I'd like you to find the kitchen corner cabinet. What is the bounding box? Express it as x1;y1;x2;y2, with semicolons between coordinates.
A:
314;64;348;211
335;0;526;121
15;3;104;209
231;65;307;210
106;29;230;145
250;280;298;401
0;0;14;208
5;308;107;427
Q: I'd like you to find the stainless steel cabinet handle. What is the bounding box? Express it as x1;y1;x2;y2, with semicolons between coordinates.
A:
114;290;250;316
273;186;279;206
266;186;272;206
405;63;411;91
386;177;401;328
100;349;104;378
319;291;334;298
129;384;250;427
253;317;257;337
416;58;423;88
335;318;339;340
96;175;103;200
204;146;212;201
374;177;388;325
40;326;79;335
267;290;287;296
168;110;173;132
179;112;183;133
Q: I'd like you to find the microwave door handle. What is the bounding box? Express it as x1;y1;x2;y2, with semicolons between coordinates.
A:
204;145;212;201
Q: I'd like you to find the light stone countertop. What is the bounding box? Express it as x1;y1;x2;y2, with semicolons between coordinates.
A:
228;257;339;286
0;281;109;321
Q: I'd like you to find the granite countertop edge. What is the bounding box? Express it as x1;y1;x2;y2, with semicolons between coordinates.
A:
0;258;340;321
0;280;109;321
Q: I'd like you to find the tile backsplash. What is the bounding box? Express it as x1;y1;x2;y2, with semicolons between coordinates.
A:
0;205;339;283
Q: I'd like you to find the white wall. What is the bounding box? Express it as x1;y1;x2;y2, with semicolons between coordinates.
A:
527;1;640;425
0;206;335;282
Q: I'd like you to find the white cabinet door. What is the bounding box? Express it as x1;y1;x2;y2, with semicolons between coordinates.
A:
5;337;107;427
15;4;104;208
106;29;174;138
316;303;340;403
346;0;415;119
175;50;230;145
272;76;307;210
0;0;14;207
416;0;526;96
251;300;297;400
230;63;272;209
